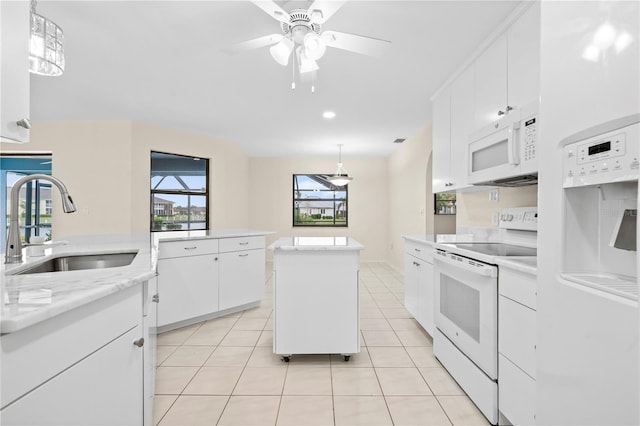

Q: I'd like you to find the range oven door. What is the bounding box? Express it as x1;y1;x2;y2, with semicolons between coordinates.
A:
433;249;498;379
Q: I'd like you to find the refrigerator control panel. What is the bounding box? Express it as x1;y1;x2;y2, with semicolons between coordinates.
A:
563;121;639;188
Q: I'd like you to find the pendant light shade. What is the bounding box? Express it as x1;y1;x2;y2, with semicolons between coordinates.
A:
29;0;65;76
270;37;294;66
327;145;353;187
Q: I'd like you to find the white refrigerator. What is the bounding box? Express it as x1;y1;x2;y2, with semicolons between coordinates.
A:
537;1;639;425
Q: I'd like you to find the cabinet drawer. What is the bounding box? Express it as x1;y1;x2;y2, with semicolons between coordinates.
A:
499;354;536;426
158;239;219;259
219;236;264;253
499;268;536;309
498;295;536;378
404;240;433;263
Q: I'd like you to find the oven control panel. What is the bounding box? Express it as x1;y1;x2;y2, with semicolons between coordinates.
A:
499;207;538;231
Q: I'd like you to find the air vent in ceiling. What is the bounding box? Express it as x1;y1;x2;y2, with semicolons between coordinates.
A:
393;138;406;144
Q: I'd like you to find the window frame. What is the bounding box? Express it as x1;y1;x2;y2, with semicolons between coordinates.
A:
150;150;210;232
292;174;349;228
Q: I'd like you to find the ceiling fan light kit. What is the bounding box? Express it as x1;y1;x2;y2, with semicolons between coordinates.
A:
228;1;391;91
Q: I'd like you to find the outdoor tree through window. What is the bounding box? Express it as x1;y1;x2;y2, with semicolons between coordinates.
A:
150;151;209;231
293;174;348;227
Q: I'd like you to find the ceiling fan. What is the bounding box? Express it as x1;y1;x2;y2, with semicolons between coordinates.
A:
225;1;391;84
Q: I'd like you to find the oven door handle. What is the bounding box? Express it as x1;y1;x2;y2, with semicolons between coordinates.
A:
434;251;497;278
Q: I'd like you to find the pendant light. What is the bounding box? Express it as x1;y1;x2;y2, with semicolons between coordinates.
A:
327;145;353;187
29;0;65;76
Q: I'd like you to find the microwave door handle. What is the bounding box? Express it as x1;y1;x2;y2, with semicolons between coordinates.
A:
508;122;521;165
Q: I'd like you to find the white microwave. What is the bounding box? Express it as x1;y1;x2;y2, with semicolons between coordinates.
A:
468;103;538;186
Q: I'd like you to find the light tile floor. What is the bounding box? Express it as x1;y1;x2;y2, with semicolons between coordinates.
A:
154;262;489;426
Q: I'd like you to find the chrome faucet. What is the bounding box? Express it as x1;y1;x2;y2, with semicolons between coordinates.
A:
5;174;76;264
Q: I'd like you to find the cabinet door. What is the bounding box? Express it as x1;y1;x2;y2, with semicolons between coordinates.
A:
449;65;476;189
404;254;419;318
157;254;219;327
507;2;540;110
416;261;434;336
475;33;508;128
219;249;265;311
432;87;451;193
0;1;30;143
1;326;143;425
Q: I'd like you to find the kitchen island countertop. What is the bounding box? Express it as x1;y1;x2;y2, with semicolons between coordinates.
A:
269;236;364;251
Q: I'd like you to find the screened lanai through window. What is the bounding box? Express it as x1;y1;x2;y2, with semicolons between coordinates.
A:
293;174;348;227
150;151;209;231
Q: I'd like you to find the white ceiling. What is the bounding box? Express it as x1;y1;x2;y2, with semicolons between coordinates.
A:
30;0;520;157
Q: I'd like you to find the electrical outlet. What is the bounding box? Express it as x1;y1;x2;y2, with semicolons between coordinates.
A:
492;212;500;225
489;189;499;202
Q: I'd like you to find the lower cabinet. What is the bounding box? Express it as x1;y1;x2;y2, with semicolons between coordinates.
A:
219;248;265;310
498;267;537;425
1;326;143;426
157;253;219;327
156;235;267;330
0;284;147;426
403;239;435;336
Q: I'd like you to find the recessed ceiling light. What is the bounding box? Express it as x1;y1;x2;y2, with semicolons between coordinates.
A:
323;111;336;119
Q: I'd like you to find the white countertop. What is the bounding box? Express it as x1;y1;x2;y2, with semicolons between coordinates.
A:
154;229;275;244
1;234;156;334
494;256;537;275
269;237;364;251
403;234;476;245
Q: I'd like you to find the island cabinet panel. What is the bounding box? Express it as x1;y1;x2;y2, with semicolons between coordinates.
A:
273;251;360;356
1;326;143;426
0;284;146;425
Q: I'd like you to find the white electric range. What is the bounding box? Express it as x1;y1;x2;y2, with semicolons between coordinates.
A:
432;207;538;425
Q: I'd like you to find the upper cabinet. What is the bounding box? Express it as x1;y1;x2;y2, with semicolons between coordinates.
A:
475;2;541;129
432;2;540;193
1;1;31;143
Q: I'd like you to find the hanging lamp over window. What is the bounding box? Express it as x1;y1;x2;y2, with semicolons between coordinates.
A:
327;144;353;187
29;0;65;76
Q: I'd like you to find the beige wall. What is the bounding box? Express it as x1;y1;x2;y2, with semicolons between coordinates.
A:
456;185;538;228
248;156;389;262
386;125;432;271
1;121;251;238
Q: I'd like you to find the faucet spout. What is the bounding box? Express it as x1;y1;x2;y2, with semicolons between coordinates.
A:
5;174;76;264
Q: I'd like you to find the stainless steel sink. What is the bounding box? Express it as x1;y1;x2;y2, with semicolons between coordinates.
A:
15;252;138;274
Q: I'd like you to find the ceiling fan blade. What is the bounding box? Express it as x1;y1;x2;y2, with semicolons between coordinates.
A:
222;34;283;55
322;30;391;57
250;1;291;24
306;0;346;24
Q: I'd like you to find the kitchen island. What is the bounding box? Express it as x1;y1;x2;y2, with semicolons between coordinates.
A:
269;237;364;361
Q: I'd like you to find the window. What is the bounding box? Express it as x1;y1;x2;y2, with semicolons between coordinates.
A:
293;174;348;227
150;151;209;232
434;193;457;215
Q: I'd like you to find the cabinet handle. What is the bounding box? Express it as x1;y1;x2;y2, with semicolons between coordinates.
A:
152;294;159;303
239;242;249;245
184;246;197;250
413;261;420;266
497;110;506;116
133;338;145;348
17;118;31;129
239;253;249;257
414;248;421;252
506;105;513;112
214;257;218;261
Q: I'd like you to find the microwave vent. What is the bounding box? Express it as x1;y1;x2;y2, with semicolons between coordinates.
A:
474;173;538;187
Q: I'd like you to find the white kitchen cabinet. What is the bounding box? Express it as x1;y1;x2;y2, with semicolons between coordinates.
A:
157;240;219;327
474;2;540;129
449;65;476;188
0;284;146;426
432;87;452;193
403;239;434;336
0;1;30;143
219;248;265;311
1;326;143;425
498;267;537;425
